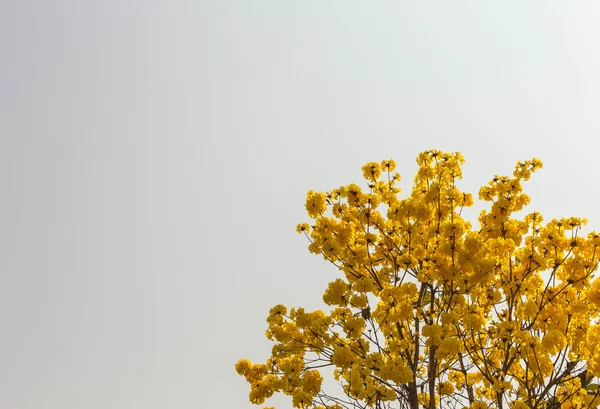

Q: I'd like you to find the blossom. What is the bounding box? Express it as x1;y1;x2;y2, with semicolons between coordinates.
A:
237;150;600;409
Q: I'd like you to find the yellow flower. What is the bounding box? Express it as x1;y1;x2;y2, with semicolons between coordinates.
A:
296;222;310;233
521;299;538;320
323;279;349;306
362;162;382;181
381;159;397;172
301;370;323;394
235;359;252;376
331;346;354;368
438;381;455;395
305;190;327;217
470;402;487;409
511;401;529;409
418;392;429;406
542;329;567;354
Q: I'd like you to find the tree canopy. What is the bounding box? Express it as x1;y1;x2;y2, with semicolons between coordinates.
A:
237;150;600;409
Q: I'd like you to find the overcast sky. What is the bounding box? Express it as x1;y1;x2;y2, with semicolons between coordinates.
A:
2;2;600;409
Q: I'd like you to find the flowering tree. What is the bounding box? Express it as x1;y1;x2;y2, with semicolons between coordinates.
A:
236;150;600;409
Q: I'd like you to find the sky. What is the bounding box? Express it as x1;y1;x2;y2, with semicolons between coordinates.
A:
2;1;600;409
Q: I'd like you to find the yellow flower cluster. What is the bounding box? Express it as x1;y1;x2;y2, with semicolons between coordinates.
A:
237;150;600;409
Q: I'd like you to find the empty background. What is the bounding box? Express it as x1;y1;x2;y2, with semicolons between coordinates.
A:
2;1;600;408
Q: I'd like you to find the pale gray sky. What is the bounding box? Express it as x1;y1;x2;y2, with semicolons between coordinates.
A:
2;2;600;409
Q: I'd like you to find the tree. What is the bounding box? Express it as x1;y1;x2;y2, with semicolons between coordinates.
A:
236;150;600;409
